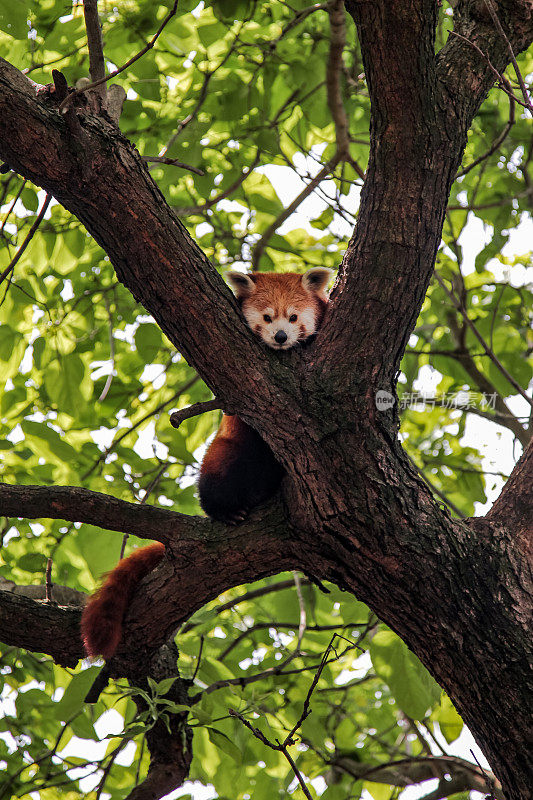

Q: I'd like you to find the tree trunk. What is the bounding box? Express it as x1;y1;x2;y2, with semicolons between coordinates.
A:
0;1;532;797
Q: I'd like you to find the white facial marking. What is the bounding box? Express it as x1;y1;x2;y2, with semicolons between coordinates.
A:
243;307;265;332
242;302;318;349
296;307;317;337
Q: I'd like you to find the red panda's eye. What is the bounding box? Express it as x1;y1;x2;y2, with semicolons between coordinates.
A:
263;314;272;323
289;314;297;323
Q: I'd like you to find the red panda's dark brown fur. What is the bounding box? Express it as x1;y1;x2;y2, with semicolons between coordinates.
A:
81;268;332;659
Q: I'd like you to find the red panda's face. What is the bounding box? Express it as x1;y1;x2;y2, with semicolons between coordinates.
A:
226;268;333;350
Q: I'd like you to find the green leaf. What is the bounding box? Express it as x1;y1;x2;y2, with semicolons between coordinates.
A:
364;782;393;800
17;553;47;573
69;712;98;740
76;525;122;581
369;629;441;719
20;420;79;466
0;326;21;361
433;694;464;744
207;727;242;763
44;354;89;415
135;323;164;362
54;666;103;721
0;0;29;39
153;676;177;695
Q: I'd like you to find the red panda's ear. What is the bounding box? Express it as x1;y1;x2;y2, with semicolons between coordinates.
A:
226;271;257;299
301;267;334;294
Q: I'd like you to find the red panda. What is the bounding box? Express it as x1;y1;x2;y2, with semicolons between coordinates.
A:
198;267;333;523
81;267;333;659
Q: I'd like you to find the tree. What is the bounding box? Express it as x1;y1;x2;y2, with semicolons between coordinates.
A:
0;1;531;799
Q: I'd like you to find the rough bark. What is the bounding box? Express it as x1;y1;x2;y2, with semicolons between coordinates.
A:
0;2;532;799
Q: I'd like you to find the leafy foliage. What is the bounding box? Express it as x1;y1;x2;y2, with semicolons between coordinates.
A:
0;0;531;798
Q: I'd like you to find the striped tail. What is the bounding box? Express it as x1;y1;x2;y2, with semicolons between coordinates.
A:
81;542;165;659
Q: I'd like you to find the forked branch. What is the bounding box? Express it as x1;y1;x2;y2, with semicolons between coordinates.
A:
82;0;107;101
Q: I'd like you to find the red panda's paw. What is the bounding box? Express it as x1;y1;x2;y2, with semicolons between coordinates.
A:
203;503;250;525
225;508;249;526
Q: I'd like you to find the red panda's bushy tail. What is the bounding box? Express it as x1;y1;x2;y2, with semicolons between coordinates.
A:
81;542;165;659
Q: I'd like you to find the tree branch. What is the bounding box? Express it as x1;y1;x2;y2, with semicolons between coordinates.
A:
251;0;363;269
0;57;280;424
333;753;503;798
125;644;192;800
59;0;180;110
0;483;296;664
0;192;51;286
251;154;342;268
82;0;107;102
326;0;351;159
0;484;191;544
0;590;81;667
143;156;205;175
484;436;532;540
433;271;533;410
316;0;533;382
169;398;223;429
483;0;533;114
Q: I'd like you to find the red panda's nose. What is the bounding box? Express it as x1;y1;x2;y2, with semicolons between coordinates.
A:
274;330;288;344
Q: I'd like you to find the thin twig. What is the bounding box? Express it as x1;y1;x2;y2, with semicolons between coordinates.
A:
251;155;341;268
22;49;80;75
434;272;533;410
45;558;53;602
483;0;533;114
58;0;180;111
95;739;130;799
447;188;533;210
293;572;306;655
192;635;204;682
439;301;529;446
119;461;169;559
0;178;26;235
159;71;211;157
81;375;200;481
456;78;515;178
229;709;314;800
159;16;250;157
283;633;340;746
268;571;308;674
470;748;497;799
140;461;169;504
143;156;204;175
0;193;52;286
405;452;465;518
120;533;129;561
97;294;115;402
219;620;369;662
275;2;328;44
188;577;312;627
450;32;532;111
173;152;261;216
190;641;359;703
280;747;314;800
228;635;357;800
